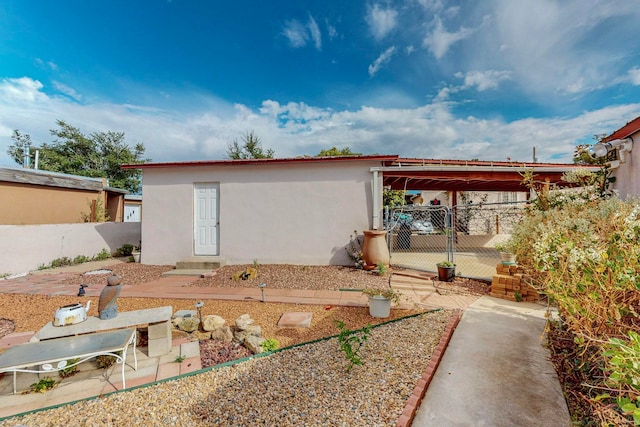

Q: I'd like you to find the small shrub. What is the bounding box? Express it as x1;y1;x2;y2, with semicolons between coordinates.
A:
262;338;279;352
59;358;80;378
346;230;365;269
26;377;57;394
437;261;455;268
93;248;111;261
115;244;135;257
73;255;90;264
174;355;186;363
50;257;73;268
376;262;388;276
334;320;371;372
95;355;117;369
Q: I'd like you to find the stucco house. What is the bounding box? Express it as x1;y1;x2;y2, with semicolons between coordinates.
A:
598;116;640;199
122;155;583;268
0;167;128;224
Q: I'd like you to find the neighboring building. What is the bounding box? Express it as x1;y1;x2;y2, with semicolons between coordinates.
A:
600;116;640;199
122;155;588;267
0;167;127;224
124;194;142;222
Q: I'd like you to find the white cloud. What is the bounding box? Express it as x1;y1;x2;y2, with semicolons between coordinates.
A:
454;70;512;91
1;77;640;168
366;4;398;41
307;16;322;50
368;46;397;78
326;19;338;40
628;67;640;86
423;17;474;59
282;20;308;48
282;15;322;50
52;81;83;101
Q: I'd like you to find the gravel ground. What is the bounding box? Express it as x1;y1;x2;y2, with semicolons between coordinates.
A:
0;309;454;427
0;262;471;426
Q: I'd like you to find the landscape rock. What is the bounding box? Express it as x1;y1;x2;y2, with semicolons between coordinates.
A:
235;314;254;330
245;335;266;354
178;317;200;332
211;326;234;343
233;325;262;343
190;331;211;341
202;315;226;331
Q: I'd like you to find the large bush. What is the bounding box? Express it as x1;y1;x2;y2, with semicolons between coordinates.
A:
509;174;640;425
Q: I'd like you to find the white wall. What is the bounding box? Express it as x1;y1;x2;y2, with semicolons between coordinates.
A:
141;161;379;266
0;222;141;275
612;132;640;199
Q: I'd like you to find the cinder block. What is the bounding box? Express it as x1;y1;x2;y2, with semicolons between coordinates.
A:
147;335;171;357
148;321;170;340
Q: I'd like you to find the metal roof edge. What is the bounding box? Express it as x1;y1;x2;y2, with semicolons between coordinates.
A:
121;155;399;169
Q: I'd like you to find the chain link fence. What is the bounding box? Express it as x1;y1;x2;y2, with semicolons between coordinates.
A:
386;202;526;280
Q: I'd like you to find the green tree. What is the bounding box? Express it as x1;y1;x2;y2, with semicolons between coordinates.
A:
226;131;274;159
383;188;406;207
7;130;34;167
6;120;148;193
316;147;362;157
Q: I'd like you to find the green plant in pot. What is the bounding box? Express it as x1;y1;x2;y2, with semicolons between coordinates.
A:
494;242;516;265
362;288;402;318
436;261;456;282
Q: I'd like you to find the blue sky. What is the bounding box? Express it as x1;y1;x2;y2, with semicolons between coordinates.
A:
1;0;640;167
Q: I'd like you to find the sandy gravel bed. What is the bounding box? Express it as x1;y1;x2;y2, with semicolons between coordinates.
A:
0;309;454;427
0;262;479;426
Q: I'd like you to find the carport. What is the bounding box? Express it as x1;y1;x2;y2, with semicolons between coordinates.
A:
371;158;597;278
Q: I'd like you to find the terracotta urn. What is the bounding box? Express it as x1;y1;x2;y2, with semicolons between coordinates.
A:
361;230;390;270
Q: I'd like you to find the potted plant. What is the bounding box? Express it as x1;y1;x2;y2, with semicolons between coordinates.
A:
362;288;402;318
131;244;141;263
436;261;456;282
495;242;516;265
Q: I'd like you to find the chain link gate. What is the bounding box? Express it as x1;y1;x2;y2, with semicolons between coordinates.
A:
386;201;525;280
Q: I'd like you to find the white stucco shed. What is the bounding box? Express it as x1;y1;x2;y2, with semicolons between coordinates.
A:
122;155;396;267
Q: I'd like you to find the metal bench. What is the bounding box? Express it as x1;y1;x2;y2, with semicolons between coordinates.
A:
0;328;137;394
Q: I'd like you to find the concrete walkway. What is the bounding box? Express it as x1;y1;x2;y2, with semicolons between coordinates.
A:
412;296;571;427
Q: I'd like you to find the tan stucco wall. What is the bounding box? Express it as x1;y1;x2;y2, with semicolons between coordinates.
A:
611;132;640;199
140;161;380;266
0;182;101;224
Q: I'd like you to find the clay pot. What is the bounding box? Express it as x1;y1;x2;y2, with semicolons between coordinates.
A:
362;230;390;270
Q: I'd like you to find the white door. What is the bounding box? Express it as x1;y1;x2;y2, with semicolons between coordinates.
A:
124;204;141;222
194;183;219;255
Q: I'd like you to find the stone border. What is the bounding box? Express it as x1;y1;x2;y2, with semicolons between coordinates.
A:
396;309;462;427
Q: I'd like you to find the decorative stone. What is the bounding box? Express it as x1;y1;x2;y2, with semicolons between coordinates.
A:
178;317;200;332
190;331;211;341
202;315;226;332
211;326;234;343
98;274;122;320
245;335;265;354
235;314;254;330
233;325;262;343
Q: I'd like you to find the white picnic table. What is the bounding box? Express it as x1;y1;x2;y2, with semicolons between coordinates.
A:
0;328;137;394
